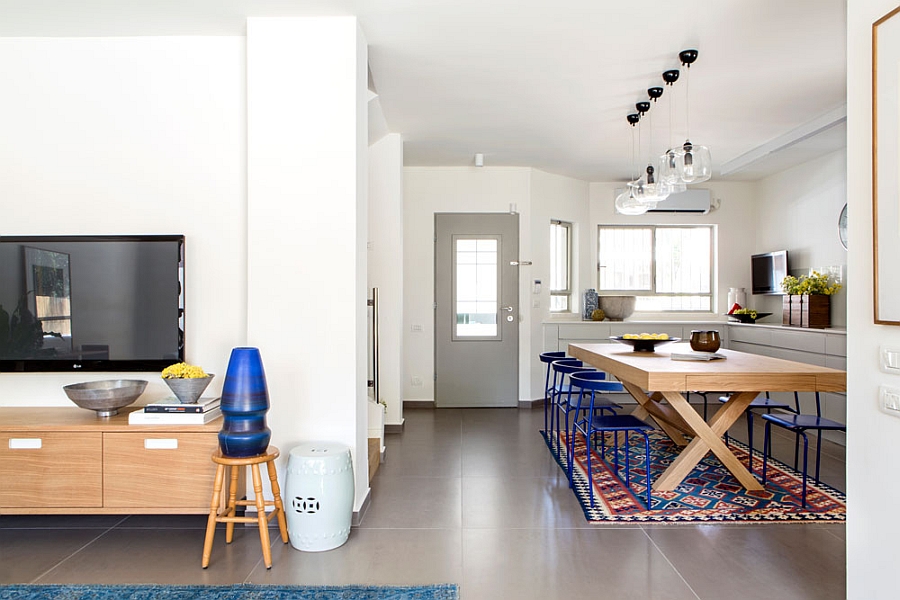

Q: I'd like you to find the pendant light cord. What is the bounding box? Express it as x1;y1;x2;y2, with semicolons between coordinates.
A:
685;67;691;140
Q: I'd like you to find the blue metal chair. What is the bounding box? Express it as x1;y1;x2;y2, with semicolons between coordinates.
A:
718;391;797;473
568;371;652;508
761;391;845;508
539;351;566;435
548;359;595;456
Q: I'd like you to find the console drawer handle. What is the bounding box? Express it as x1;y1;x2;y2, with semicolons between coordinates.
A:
145;439;178;450
9;438;42;449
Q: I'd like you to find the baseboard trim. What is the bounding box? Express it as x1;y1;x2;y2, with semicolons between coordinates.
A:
352;487;371;527
385;422;404;434
403;400;434;409
519;399;543;409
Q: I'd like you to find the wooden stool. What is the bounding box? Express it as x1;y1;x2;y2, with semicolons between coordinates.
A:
201;446;289;569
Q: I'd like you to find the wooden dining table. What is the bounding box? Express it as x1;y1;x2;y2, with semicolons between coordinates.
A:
567;341;847;491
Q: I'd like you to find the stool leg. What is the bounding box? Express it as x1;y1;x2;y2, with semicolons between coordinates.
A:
202;463;226;569
251;463;274;569
266;459;289;543
225;464;240;544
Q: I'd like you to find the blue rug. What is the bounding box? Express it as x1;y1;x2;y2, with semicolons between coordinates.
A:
0;584;458;600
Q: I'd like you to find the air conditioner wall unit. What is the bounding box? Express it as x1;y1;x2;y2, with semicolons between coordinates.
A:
612;188;712;214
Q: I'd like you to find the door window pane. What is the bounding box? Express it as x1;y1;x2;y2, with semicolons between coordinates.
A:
455;237;499;338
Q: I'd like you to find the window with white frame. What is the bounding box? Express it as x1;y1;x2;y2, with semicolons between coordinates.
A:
549;220;572;312
597;225;714;312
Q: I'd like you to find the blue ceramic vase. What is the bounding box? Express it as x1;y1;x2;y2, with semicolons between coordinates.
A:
218;347;271;457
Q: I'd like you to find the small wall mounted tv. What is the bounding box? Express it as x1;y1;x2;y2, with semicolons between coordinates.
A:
751;250;788;295
0;235;185;372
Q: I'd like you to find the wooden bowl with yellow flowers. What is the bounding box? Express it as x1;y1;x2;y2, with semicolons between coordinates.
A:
161;362;214;404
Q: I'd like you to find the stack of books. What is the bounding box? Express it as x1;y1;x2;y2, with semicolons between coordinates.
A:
128;396;222;424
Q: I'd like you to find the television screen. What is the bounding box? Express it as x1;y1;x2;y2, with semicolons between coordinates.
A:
751;250;788;295
0;235;184;372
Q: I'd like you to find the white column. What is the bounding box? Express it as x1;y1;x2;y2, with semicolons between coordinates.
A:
368;133;404;426
246;17;369;510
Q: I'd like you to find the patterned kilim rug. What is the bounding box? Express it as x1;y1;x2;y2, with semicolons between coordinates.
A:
0;584;458;600
543;429;846;523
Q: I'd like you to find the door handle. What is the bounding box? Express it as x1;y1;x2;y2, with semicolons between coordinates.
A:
502;306;514;312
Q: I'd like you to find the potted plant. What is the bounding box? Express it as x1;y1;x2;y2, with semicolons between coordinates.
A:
781;271;842;328
161;362;214;404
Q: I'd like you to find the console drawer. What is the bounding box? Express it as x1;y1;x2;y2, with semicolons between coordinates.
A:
103;432;219;509
0;432;102;508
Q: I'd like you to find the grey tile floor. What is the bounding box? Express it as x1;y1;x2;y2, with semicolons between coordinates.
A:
0;406;846;599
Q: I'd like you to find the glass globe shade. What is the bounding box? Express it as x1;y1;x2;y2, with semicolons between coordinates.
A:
628;175;671;204
615;188;654;215
674;141;712;184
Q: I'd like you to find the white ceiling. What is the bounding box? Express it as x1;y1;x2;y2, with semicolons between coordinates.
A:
0;0;848;182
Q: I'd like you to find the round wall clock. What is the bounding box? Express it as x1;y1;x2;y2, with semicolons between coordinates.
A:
838;203;848;250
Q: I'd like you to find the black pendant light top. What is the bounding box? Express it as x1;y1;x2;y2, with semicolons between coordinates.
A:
648;87;664;101
627;113;641;126
636;101;651;115
662;69;680;85
679;49;699;67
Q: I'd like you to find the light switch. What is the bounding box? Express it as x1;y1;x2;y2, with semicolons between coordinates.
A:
533;280;542;294
533;299;540;308
880;385;900;415
880;345;900;374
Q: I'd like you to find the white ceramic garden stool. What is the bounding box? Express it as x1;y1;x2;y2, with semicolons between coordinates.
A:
285;442;354;552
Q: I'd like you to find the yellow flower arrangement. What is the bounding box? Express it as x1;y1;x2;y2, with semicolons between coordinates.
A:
781;271;842;296
161;362;209;379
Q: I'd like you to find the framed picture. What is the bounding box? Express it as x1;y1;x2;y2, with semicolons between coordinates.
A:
873;6;900;325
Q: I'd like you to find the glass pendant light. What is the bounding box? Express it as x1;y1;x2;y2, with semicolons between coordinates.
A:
617;114;654;215
658;69;688;194
671;49;711;184
628;101;670;204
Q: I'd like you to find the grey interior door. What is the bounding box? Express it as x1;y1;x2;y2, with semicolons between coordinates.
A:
434;213;519;408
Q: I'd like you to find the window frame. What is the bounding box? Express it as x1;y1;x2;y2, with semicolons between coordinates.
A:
596;224;715;312
549;219;573;313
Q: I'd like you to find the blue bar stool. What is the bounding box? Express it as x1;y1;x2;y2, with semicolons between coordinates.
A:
569;371;653;508
761;391;845;508
539;351;566;435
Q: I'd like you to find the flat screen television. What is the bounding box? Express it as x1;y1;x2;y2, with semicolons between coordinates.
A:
751;250;788;295
0;235;185;372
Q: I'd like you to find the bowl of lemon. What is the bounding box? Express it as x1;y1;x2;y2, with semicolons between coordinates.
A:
610;332;680;352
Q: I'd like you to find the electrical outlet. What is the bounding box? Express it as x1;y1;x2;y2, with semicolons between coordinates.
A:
411;376;423;387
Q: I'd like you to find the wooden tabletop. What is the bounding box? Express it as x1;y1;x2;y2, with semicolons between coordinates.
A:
568;342;846;393
0;407;223;432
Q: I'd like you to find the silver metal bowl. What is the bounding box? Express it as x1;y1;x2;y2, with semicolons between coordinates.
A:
63;379;149;417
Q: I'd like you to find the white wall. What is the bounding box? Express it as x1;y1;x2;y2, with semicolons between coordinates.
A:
0;22;372;513
368;133;404;426
847;1;900;597
753;150;848;326
403;167;531;403
246;17;370;510
528;170;590;399
0;37;247;404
